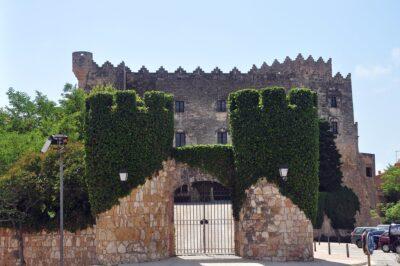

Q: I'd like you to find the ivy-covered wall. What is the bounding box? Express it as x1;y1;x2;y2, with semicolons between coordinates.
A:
228;87;319;222
85;90;174;215
85;87;319;223
174;87;319;222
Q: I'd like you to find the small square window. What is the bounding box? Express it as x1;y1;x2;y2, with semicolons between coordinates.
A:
331;121;338;134
175;132;186;147
217;100;227;112
217;131;228;144
366;167;373;177
331;96;337;108
175;101;184;113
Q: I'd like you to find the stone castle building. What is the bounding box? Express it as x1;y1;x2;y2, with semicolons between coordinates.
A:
72;51;378;226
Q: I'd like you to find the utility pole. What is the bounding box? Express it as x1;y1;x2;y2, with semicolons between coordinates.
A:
41;134;68;266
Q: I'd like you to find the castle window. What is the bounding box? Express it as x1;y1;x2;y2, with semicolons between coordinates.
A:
366;167;373;177
217;100;227;112
330;96;337;108
175;132;186;147
175;101;185;113
331;121;338;134
217;131;228;144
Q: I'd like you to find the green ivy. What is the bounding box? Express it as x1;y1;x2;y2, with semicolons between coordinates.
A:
85;90;174;215
229;87;319;222
173;145;235;187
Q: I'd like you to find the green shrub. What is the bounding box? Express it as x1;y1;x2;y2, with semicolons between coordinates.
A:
85;89;174;215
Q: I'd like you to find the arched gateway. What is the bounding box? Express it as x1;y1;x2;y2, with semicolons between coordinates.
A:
92;160;313;264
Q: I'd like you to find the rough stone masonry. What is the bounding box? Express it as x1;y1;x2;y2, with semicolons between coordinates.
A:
0;160;313;265
72;51;378;227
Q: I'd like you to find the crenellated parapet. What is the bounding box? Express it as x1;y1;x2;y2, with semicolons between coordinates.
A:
73;52;352;91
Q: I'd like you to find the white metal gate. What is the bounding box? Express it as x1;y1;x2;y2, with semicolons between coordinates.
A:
174;181;234;255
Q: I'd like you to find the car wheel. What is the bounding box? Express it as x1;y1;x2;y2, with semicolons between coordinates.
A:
356;240;362;248
382;244;390;253
396;245;400;254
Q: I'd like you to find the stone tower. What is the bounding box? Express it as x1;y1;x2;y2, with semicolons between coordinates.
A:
72;51;378;226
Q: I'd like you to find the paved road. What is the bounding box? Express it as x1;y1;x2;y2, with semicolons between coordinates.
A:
314;242;398;265
123;243;399;266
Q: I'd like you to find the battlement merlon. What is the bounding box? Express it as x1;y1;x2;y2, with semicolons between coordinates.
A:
72;51;352;91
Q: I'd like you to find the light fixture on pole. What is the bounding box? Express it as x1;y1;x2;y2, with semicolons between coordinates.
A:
41;134;68;266
119;170;128;182
279;164;289;182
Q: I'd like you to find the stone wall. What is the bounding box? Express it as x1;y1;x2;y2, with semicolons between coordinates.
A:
72;51;378;227
0;227;95;266
94;160;178;264
94;159;227;264
0;160;314;264
235;178;314;262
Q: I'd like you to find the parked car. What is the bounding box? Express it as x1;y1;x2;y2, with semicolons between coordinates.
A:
378;231;391;252
369;230;386;249
388;224;400;254
351;227;376;248
377;224;390;231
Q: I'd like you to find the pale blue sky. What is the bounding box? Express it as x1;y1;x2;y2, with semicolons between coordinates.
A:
1;0;399;171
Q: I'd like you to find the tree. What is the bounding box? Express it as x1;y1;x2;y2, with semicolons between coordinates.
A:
384;202;400;224
0;84;86;175
0;130;43;176
58;83;86;141
0;142;94;237
314;119;360;230
319;120;342;191
381;165;400;203
0;154;48;266
377;164;400;223
324;186;360;229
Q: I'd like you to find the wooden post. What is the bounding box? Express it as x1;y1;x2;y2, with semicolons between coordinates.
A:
346;243;349;258
314;241;316;252
328;237;331;255
318;232;321;245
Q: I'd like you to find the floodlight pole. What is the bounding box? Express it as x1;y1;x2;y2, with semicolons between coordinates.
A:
58;139;64;266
